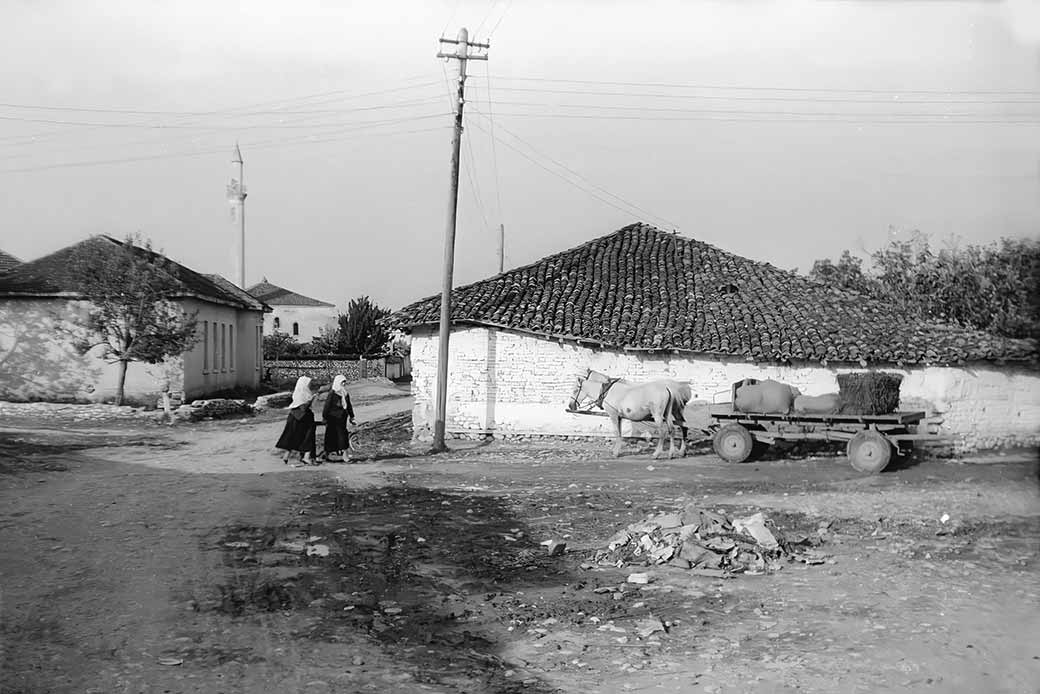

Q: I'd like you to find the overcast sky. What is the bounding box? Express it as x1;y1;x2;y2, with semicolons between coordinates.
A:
2;0;1038;312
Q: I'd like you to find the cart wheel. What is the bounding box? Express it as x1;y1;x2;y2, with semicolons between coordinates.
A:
713;424;756;463
847;430;893;474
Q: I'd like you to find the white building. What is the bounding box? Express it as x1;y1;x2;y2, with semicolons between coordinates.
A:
391;224;1039;453
246;278;337;343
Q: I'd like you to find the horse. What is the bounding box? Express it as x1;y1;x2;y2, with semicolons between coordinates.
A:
568;369;693;459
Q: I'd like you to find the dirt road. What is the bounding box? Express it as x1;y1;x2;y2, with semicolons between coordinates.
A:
1;400;1037;693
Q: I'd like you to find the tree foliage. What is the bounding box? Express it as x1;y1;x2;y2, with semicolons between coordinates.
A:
336;296;392;355
69;234;199;405
262;330;299;360
809;232;1040;339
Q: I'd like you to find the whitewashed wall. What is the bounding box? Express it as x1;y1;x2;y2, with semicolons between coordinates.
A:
410;326;1040;452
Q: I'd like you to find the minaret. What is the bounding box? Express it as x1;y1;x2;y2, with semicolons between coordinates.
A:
227;143;247;288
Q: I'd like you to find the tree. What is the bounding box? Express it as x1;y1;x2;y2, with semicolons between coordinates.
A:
263;330;298;361
69;235;199;406
810;233;1040;339
336;296;391;355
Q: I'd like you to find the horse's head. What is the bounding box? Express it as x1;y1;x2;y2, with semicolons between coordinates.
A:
568;368;606;411
569;368;594;412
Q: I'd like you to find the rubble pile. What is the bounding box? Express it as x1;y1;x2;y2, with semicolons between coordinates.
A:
173;398;254;422
594;504;830;575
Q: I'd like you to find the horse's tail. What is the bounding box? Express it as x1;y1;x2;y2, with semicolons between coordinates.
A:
667;382;692;425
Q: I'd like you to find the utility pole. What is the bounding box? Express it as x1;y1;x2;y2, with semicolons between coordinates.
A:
497;223;505;274
432;28;488;453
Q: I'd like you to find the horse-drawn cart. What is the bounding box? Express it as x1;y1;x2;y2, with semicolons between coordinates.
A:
708;380;943;474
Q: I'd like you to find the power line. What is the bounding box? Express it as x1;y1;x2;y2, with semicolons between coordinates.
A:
486;0;514;36
1;118;450;173
493;75;1040;97
0;84;445;116
466;110;1040;125
0;77;444;150
474;0;499;37
484;65;505;227
465;99;1040;119
467;111;679;230
479;85;1040;105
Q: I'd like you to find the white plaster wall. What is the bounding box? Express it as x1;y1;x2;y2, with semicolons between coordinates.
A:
264;305;338;343
410;326;1040;451
0;298;184;404
1;298;265;404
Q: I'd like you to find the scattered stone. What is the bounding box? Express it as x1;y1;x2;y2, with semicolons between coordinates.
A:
626;573;651;585
157;657;184;666
306;544;330;557
541;539;567;556
594;504;828;576
635;617;667;639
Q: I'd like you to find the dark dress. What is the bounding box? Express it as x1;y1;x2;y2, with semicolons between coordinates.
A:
275;404;316;456
322;392;354;453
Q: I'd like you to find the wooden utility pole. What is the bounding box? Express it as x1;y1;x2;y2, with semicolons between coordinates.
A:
432;28;488;452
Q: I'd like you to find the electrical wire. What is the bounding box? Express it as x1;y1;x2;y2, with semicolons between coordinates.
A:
483;65;505;229
465;109;1040;125
467;111;679;230
464;99;1040;119
1;118;450;173
486;0;514;37
492;76;1040;97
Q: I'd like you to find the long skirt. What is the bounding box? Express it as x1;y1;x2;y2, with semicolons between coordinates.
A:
276;409;316;455
324;413;351;453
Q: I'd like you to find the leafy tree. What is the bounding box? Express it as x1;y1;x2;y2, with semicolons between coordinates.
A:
303;325;342;355
810;232;1040;339
263;330;298;360
336;296;391;355
69;234;199;405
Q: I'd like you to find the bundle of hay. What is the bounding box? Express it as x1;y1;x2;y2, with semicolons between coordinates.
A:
836;372;903;415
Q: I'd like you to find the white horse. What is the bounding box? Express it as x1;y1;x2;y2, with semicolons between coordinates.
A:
568;369;693;459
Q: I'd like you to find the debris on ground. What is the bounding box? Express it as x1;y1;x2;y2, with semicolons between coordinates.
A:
593;504;831;575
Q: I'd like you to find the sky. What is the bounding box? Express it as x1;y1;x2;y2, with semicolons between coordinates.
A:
1;0;1038;314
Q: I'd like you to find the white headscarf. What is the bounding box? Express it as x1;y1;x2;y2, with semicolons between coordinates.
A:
332;374;350;410
289;376;313;409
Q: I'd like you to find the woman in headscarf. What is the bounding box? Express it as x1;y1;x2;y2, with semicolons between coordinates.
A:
322;374;356;462
275;376;317;464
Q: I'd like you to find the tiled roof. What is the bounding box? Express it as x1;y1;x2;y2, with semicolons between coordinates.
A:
390;223;1036;365
0;249;21;273
0;236;263;312
245;278;335;307
204;274;270;312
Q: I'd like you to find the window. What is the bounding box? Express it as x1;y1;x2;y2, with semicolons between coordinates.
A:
256;325;262;369
203;322;209;372
273;316;280;330
221;323;227;372
229;325;235;371
292;322;299;336
213;322;219;372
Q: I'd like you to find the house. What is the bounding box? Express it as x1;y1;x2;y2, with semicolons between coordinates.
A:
246;278;337;343
0;236;269;404
0;249;21;273
390;223;1039;452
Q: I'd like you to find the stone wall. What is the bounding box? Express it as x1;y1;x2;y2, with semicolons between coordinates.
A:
410;326;1040;452
266;357;389;385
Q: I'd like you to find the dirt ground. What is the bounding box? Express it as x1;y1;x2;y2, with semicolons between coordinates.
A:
1;394;1038;694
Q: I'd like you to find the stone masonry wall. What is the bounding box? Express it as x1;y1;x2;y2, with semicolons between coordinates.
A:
266;357;387;386
411;326;1040;452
